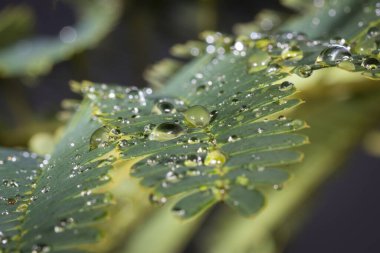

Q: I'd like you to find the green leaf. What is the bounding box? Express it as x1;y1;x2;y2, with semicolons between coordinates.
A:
0;100;115;252
2;0;380;251
78;0;380;219
77;53;308;219
0;0;122;78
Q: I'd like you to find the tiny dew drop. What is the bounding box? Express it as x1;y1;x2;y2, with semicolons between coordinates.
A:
7;198;16;205
187;136;200;144
266;63;281;75
183;105;211;128
184;154;202;167
0;231;9;245
89;126;109;151
172;206;186;217
54;218;75;233
152;100;176;114
279;81;294;91
149;122;184;141
227;135;240;142
316;45;352;66
196;85;207;94
148;193;167;205
165;171;180;183
367;26;380;39
204;150;226;167
281;45;303;61
31;244;51;253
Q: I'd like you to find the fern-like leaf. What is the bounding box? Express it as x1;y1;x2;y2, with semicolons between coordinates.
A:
0;101;114;252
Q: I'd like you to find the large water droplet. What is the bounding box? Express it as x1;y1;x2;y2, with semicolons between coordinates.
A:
149;123;184;141
89;126;110;150
362;57;379;70
248;50;271;73
281;45;303;61
316;45;352;66
279;81;294;91
183;105;211;128
204;150;226;167
152;100;176;114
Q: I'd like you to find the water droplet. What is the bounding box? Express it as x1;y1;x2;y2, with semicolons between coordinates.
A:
227;135;240;142
236;175;249;186
316;45;352;66
2;179;19;188
362;57;379;70
152;100;176;114
367;26;380;38
149;123;185;141
187;136;200;144
257;127;264;134
165;171;180;183
0;231;9;245
89;126;110;150
31;244;51;253
172;207;186;217
196;85;207;94
248;50;271;73
279;81;294;91
183;105;211;128
149;193;167;205
54;218;75;233
295;65;313;78
184;154;202;167
266;64;281;75
7;198;16;205
281;45;303;61
204;150;226;167
41;186;50;194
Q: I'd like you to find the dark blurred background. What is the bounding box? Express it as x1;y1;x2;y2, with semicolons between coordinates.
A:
0;1;379;252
